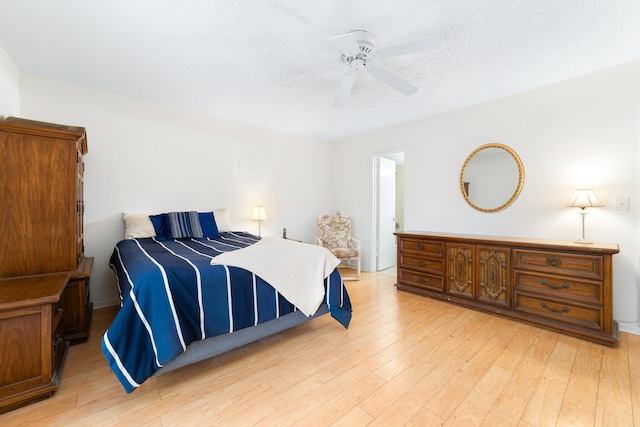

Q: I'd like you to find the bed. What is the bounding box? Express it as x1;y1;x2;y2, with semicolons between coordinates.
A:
102;212;352;393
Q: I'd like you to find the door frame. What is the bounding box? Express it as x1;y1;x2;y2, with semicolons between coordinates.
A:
372;151;405;272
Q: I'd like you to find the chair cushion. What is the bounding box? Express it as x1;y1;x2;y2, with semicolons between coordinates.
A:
330;247;359;258
317;215;352;250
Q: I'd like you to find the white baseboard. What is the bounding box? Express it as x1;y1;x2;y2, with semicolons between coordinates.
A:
618;320;640;336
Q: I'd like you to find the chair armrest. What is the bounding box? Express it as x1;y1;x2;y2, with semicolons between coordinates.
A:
315;236;324;246
349;236;361;249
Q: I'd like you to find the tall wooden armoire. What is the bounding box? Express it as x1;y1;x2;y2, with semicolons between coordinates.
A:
0;117;87;276
0;117;93;412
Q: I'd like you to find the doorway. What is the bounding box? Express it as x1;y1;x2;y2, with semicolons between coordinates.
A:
375;152;405;273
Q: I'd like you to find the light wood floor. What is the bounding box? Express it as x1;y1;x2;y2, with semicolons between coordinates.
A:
2;271;640;426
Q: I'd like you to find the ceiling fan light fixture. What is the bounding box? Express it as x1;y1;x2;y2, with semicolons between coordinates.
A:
346;57;366;74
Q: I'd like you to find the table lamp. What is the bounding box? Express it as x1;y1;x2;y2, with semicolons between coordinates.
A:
252;206;267;236
568;189;603;243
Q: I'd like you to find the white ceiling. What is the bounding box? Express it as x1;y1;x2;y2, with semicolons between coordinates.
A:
1;1;639;141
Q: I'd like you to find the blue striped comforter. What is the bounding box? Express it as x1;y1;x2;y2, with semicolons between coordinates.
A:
103;232;352;393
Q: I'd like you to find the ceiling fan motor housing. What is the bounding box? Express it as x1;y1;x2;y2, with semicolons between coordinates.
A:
339;30;376;74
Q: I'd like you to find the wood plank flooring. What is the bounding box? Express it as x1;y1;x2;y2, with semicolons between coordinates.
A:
1;271;639;426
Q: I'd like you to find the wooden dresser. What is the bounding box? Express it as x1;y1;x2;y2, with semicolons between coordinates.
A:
0;273;70;413
0;117;93;344
0;117;93;411
395;231;619;346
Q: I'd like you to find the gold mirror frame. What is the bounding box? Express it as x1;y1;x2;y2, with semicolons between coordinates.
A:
460;143;525;213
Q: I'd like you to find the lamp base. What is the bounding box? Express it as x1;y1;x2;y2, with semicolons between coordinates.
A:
574;239;594;244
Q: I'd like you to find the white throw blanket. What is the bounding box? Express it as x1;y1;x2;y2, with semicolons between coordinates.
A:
210;237;341;317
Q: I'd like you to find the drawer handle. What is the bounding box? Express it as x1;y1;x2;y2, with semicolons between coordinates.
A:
412;275;429;284
540;302;569;313
546;257;562;267
416;243;425;251
540;279;569;290
413;259;429;267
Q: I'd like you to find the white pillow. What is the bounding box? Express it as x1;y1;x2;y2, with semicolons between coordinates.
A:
123;212;156;239
214;208;231;232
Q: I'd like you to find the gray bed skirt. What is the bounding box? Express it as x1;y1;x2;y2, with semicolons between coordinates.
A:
155;304;330;375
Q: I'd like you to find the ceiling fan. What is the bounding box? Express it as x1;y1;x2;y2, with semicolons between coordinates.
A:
285;30;439;107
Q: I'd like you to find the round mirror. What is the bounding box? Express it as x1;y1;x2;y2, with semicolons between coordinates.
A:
460;143;524;213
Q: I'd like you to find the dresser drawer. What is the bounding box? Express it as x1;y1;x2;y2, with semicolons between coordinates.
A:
513;249;603;280
514;272;602;305
399;269;445;292
399;254;444;275
399;239;444;258
514;293;603;331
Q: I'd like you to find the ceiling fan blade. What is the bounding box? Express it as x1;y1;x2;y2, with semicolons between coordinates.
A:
368;66;418;96
280;63;340;87
377;36;440;57
334;74;356;107
330;33;362;57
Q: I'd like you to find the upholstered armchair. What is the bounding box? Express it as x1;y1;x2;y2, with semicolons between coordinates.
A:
316;214;361;280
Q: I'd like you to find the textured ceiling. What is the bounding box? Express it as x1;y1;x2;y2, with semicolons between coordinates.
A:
1;1;639;141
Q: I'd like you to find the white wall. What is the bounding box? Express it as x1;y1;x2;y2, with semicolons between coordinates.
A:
0;43;20;116
334;60;640;331
19;75;335;307
11;58;640;334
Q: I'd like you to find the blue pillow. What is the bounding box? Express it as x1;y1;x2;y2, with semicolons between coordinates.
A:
149;213;172;240
199;212;220;238
150;211;220;239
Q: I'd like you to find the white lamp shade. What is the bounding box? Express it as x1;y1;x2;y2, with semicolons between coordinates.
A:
568;189;604;208
252;206;267;221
